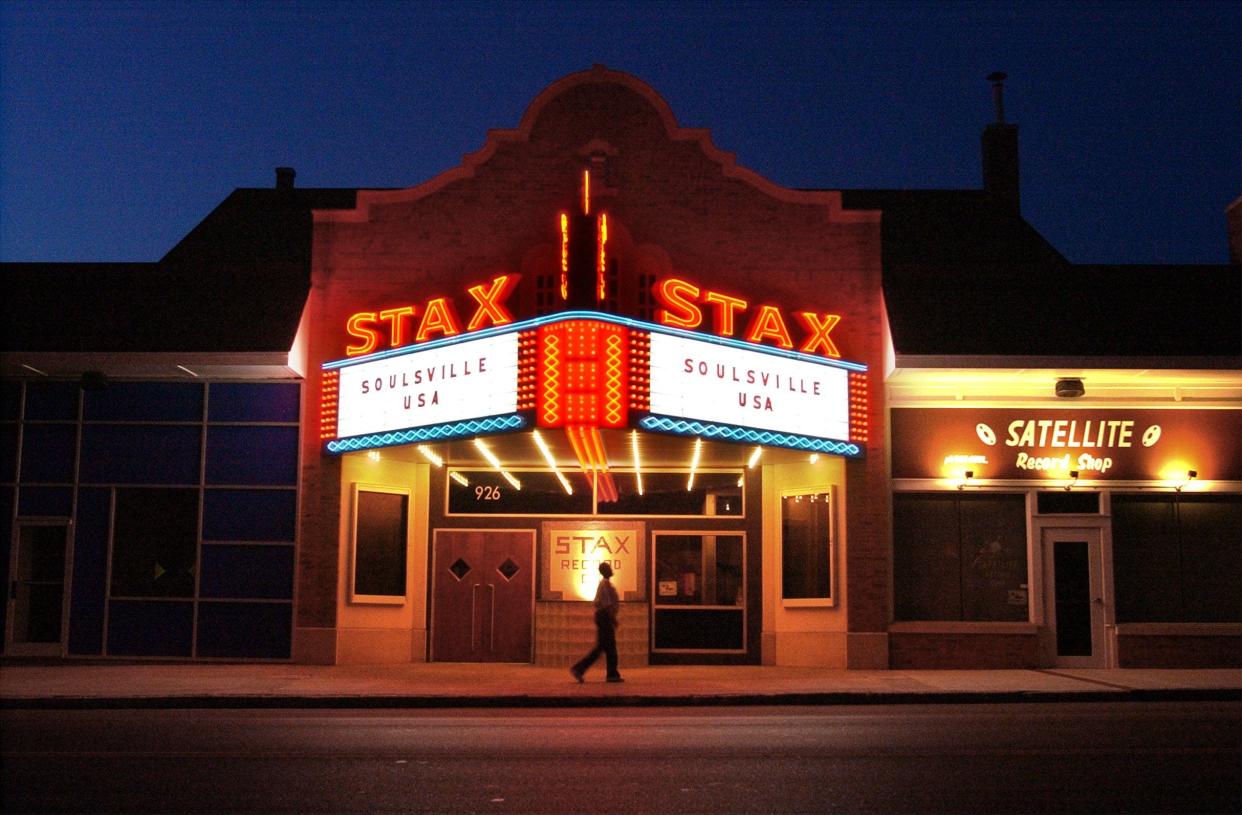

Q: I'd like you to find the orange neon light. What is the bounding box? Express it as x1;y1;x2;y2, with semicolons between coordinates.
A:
341;274;518;356
465;274;518;331
797;312;841;358
627;332;651;412
655;278;703;329
559;213;569;301
848;371;869;443
345;312;380;356
704;291;748;337
536;320;628;431
653;274;848;357
582;169;590;215
517;331;539;411
597;212;608;303
744;305;794;349
378;306;415;348
319;370;340;440
414;297;462;343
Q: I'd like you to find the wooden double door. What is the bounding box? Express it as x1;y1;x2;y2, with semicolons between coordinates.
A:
431;530;534;662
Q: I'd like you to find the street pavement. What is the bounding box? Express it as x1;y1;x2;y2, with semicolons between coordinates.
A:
1;661;1238;708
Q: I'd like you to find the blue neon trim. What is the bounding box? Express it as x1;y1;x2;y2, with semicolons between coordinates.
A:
323;310;867;373
325;413;525;454
639;414;862;458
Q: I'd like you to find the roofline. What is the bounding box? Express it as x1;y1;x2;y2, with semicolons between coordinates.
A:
892;354;1242;371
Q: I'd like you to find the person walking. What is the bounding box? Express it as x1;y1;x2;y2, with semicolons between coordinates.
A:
570;562;624;683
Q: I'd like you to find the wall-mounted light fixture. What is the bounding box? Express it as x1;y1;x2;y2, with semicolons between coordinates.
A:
1176;469;1198;492
1055;378;1085;398
1064;470;1079;491
957;470;974;491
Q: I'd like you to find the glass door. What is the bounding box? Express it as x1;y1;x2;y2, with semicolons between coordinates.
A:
6;522;70;656
651;532;745;653
1041;527;1107;667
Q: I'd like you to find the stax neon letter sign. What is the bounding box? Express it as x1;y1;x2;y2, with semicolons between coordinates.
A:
344;273;519;356
653;277;843;358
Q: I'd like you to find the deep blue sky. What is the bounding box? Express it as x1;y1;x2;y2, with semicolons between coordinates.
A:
2;0;1238;264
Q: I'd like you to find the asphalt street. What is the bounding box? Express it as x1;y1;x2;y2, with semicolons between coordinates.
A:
3;702;1239;813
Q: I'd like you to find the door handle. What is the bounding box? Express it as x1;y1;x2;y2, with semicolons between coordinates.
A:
488;583;496;653
471;584;480;653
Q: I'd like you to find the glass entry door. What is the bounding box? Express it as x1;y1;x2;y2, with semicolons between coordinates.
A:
6;522;70;656
651;533;745;652
1041;527;1107;667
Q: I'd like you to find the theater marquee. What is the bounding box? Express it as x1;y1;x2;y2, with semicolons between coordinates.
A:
322;312;868;457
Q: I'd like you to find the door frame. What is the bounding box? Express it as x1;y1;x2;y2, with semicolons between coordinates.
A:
428;528;535;662
1036;522;1111;668
5;517;74;657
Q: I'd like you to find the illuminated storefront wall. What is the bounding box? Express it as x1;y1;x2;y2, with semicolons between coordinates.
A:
888;402;1242;669
293;67;886;667
892;407;1242;488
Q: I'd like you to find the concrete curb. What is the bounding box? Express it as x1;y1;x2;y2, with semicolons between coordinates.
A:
5;687;1239;710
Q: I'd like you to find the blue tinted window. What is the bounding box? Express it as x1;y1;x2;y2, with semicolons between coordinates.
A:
20;424;77;483
206;426;298;486
209;383;300;423
106;600;193;657
84;382;203;422
68;488;110;655
0;424;17;483
24;381;79;420
18;486;73;517
0;381;20;420
79;425;200;484
200;544;294;599
203;489;296;541
0;487;12;644
196;602;291;659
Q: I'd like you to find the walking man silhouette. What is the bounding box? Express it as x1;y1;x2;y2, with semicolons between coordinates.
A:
570;562;623;683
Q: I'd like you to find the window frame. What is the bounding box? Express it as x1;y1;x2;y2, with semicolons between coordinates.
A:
779;486;837;608
650;529;747;654
348;483;411;605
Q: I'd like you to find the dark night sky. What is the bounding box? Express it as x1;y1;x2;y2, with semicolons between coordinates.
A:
1;0;1238;265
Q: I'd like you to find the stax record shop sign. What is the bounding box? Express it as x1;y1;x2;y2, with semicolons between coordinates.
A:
891;408;1242;482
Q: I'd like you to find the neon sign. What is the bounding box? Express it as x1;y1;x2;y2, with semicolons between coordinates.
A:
344;273;519;356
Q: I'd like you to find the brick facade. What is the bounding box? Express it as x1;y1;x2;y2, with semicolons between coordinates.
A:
294;66;887;666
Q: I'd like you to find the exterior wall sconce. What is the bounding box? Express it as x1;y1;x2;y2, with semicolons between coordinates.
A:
1065;470;1079;491
1176;470;1198;492
1055;378;1085;398
958;470;974;490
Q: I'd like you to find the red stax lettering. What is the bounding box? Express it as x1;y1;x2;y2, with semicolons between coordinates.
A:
654;276;844;358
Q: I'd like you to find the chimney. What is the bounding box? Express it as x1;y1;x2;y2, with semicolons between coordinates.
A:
981;72;1020;212
275;167;296;190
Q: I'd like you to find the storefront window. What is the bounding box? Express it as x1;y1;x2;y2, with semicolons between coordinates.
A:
781;492;832;601
351;487;408;602
446;469;742;517
1113;494;1242;623
652;533;744;651
447;470;593;515
110;488;198;598
893;493;1028;621
600;471;742;517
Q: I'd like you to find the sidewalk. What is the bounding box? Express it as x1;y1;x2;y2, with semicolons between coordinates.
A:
2;662;1239;709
